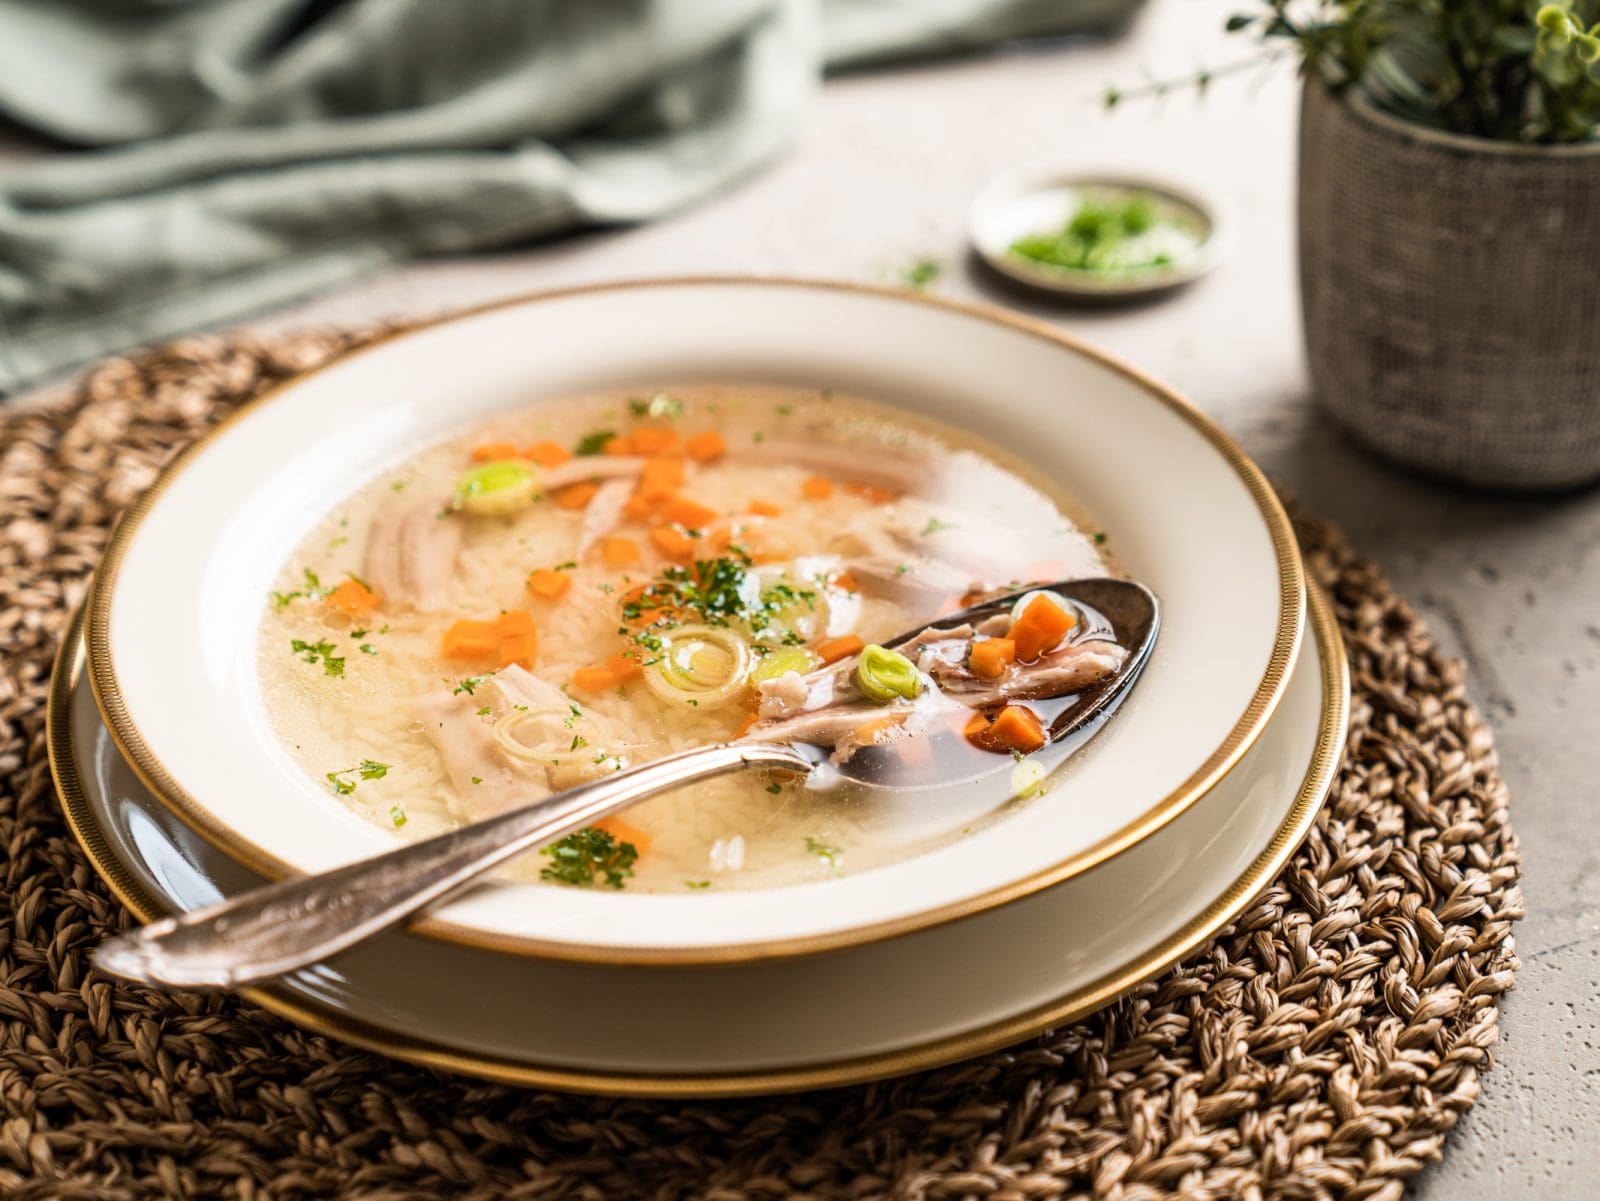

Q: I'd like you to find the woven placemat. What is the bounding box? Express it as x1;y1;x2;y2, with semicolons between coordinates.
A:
0;335;1522;1201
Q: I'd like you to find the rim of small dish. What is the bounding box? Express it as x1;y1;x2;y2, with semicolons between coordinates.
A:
83;276;1304;966
968;166;1233;297
52;584;1345;1095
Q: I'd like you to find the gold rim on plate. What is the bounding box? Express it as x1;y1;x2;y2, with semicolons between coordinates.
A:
50;584;1345;1097
83;276;1306;966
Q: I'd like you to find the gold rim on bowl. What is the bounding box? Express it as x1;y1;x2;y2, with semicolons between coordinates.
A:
83;276;1306;966
50;583;1345;1096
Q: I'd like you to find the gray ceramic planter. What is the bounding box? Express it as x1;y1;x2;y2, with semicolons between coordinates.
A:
1299;80;1600;491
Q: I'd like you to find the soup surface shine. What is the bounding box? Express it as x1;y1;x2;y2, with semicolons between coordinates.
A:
258;385;1112;892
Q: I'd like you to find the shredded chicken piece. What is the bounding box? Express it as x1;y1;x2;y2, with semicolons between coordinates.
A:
418;691;547;821
363;501;463;612
576;477;634;558
539;456;648;490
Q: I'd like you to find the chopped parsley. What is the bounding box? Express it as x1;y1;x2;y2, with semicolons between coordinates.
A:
270;568;333;609
627;393;684;421
453;672;495;696
540;827;639;889
326;759;390;796
569;734;588;751
564;703;582;728
471;776;483;785
920;517;958;537
476;705;492;717
291;638;345;677
900;257;943;290
766;782;782;795
390;806;408;829
553;561;577;571
685;880;711;890
804;836;843;876
359;643;377;655
777;404;793;416
1094;531;1109;545
574;429;617;456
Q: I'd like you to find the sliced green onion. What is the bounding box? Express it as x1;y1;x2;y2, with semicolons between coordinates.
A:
642;625;751;710
750;645;822;684
1010;757;1049;799
855;644;921;704
454;461;538;516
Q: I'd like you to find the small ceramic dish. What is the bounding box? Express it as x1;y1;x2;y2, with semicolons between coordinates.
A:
969;166;1231;299
83;278;1301;965
52;589;1346;1094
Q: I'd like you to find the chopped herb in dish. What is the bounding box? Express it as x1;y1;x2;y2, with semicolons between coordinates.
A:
1009;190;1201;277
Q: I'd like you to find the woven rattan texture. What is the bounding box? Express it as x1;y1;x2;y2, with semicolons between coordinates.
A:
1299;80;1600;490
1;335;1522;1200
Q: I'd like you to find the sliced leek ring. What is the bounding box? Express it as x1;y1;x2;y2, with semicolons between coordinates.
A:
642;624;752;710
454;461;538;516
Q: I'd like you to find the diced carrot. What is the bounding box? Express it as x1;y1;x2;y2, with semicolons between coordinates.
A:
553;481;599;510
492;610;538;667
662;495;720;530
816;634;864;665
733;711;760;739
573;648;645;691
852;713;906;745
685;430;727;462
594;816;652;854
525;441;571;468
441;619;499;660
629;427;681;456
323;577;379;617
470;441;520;462
832;571;859;593
965;704;1046;755
606;650;643;681
602;433;633;456
1011;595;1076;661
602;536;641;565
748;499;783;517
526;568;573;602
990;705;1046;753
845;482;898;504
636;457;685;499
968;638;1017;681
649;525;697;561
572;665;618;691
496;610;535;637
801;476;834;500
498;632;538;668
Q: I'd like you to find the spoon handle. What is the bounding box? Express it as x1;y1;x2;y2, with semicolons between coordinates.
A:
92;741;812;990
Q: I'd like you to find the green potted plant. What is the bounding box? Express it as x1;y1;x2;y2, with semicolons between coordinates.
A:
1230;2;1600;489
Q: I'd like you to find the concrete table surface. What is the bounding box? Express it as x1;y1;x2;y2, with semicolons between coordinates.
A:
4;0;1595;1193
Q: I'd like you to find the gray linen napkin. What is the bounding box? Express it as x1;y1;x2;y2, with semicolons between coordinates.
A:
0;0;1138;392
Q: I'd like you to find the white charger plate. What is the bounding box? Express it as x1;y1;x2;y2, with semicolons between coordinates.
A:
84;279;1304;964
52;584;1345;1096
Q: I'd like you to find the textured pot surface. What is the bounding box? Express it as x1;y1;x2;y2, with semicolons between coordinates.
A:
1299;80;1600;491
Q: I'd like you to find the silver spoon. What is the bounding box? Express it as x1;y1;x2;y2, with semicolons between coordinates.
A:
92;578;1158;990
